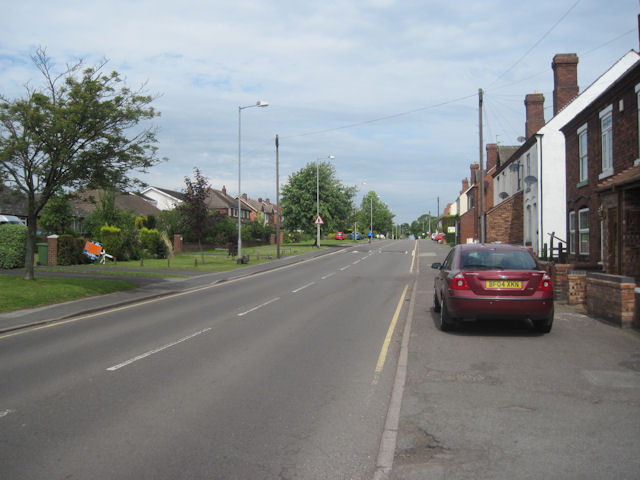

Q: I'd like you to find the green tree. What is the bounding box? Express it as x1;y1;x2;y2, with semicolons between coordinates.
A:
356;191;394;236
0;48;161;279
281;161;355;236
40;193;74;234
181;167;211;250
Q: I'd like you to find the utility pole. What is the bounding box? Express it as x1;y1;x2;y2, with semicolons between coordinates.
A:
275;134;280;259
479;88;485;243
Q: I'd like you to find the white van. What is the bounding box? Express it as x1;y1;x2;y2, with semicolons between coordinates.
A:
0;214;25;225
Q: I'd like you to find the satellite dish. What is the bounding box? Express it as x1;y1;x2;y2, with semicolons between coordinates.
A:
524;175;537;185
499;192;509;199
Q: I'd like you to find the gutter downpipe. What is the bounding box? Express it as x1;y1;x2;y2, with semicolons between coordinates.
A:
535;133;543;257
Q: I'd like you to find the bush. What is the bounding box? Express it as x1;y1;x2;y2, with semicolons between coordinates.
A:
0;224;28;269
100;224;122;259
57;235;91;265
140;227;167;258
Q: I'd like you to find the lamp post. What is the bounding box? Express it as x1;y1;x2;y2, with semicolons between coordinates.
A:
237;101;269;263
316;155;335;247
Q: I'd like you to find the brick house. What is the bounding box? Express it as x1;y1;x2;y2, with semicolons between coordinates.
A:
561;54;640;282
487;51;640;257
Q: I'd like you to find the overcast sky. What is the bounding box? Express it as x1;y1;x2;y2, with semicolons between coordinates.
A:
1;0;638;224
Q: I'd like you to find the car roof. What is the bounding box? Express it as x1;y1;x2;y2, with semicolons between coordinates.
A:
456;243;529;252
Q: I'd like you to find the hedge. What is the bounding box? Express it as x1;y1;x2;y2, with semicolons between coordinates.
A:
0;224;28;269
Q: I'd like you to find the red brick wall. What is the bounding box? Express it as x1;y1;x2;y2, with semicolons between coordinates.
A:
485;190;523;244
563;62;640;267
459;209;477;244
586;272;637;328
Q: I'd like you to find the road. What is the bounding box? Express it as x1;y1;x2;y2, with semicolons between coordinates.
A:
0;239;416;479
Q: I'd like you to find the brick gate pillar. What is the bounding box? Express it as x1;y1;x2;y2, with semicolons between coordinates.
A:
47;235;58;266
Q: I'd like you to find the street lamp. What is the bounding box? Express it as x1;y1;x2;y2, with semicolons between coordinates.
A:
317;155;335;247
237;100;269;263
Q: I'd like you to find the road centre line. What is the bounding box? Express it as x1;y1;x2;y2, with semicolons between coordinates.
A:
373;284;408;385
292;282;315;293
340;265;351;271
321;272;336;280
238;297;281;317
106;327;211;372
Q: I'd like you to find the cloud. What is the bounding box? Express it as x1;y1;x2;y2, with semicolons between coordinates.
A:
1;0;637;222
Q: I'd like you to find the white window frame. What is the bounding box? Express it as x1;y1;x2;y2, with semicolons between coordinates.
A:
568;211;575;255
577;124;588;183
578;208;589;256
599;105;613;179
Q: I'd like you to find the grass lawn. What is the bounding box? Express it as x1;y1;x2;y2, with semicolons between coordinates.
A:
50;241;356;273
0;275;137;313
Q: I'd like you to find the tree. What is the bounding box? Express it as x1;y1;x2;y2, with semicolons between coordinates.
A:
0;48;161;279
39;193;74;234
281;161;355;236
181;167;212;249
356;191;394;236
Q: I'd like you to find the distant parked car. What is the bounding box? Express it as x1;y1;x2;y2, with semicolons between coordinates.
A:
431;243;554;333
335;231;345;240
434;233;446;242
0;214;25;225
350;232;362;240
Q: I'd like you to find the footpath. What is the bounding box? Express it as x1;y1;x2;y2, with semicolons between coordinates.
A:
0;246;342;335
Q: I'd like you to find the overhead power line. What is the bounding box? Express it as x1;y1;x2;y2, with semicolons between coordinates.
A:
488;0;581;88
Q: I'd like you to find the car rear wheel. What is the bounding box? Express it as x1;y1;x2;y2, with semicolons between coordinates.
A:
532;308;554;334
436;298;454;332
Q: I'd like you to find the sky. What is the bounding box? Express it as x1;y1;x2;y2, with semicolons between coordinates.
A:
1;0;638;225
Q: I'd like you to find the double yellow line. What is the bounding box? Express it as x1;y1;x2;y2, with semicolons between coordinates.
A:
373;239;418;384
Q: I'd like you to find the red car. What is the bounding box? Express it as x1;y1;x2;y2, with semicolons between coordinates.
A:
431;243;554;333
433;233;446;242
335;231;345;240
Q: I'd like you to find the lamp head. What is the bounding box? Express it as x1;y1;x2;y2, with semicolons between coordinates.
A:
257;101;269;107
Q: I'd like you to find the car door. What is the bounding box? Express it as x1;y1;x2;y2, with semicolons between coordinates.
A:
435;247;455;303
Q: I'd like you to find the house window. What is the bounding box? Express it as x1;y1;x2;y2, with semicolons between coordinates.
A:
526;153;531;176
599;105;613;178
578;208;589;255
517;160;522;191
578;124;588;184
568;211;575;255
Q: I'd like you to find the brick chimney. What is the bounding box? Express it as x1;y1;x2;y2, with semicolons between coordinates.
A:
486;143;498;171
222;185;227;196
470;163;479;185
552;53;579;115
242;193;248;200
525;93;545;138
461;178;469;193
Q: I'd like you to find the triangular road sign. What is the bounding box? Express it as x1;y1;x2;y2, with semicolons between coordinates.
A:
314;214;324;225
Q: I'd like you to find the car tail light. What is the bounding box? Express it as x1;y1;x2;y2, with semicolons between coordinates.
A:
538;273;553;292
449;273;470;290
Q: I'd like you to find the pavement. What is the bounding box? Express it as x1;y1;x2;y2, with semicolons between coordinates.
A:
0;245;346;334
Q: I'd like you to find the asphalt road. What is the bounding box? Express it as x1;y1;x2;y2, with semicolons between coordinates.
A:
0;239;416;479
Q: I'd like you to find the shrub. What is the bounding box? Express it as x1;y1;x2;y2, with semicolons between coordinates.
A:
140;227;166;258
0;224;27;269
100;224;122;259
57;235;91;265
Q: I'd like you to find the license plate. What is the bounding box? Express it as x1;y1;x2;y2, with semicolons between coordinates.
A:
486;280;521;289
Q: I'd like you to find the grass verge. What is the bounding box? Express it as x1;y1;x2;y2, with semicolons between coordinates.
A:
0;275;137;313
